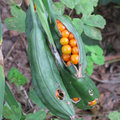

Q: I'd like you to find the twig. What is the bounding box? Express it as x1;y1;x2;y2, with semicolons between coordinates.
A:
94;55;120;68
4;39;19;62
91;75;120;84
102;31;116;37
105;55;120;61
20;34;28;51
22;87;33;108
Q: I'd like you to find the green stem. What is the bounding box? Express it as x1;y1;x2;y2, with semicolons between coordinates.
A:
105;58;120;64
69;9;73;17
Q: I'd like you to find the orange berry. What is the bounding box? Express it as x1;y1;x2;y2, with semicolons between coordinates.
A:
56;20;60;24
72;47;79;54
69;33;74;39
88;99;97;106
57;23;66;32
62;45;71;54
69;39;77;47
62;54;70;62
60;37;69;45
71;54;79;64
61;30;70;38
66;61;71;66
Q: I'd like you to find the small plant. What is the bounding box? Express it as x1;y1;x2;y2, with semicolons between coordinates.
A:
8;67;27;87
108;111;120;120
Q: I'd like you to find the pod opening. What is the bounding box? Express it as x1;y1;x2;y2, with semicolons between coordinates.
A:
88;99;97;106
56;89;65;100
72;98;80;104
56;20;79;66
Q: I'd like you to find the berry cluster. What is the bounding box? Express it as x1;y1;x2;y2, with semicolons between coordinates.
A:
57;20;79;65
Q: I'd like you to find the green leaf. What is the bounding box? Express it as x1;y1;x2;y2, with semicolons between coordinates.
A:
4;83;25;119
86;56;93;76
82;15;106;29
75;0;98;15
4;5;26;33
91;52;104;65
60;0;73;8
85;45;104;65
108;111;120;120
0;17;5;120
0;65;5;120
8;68;27;87
83;25;102;40
25;110;46;120
72;18;84;35
0;17;2;45
60;0;78;9
82;33;99;46
63;15;72;21
3;105;22;120
52;2;65;15
29;89;46;109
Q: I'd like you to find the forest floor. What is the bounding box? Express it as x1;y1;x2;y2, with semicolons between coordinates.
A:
0;0;120;120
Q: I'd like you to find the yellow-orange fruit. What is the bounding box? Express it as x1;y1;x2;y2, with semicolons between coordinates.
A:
71;54;79;64
62;54;70;62
60;37;69;45
69;39;77;47
56;20;60;24
69;33;74;39
88;99;97;106
62;45;71;54
66;61;71;66
61;30;70;38
57;22;66;32
72;47;79;54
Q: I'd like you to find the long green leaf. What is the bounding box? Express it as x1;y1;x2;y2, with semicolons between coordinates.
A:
0;16;5;120
34;0;56;47
4;83;19;108
4;83;25;120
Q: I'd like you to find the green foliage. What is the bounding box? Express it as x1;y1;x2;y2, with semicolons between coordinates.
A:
60;0;98;15
83;25;102;40
29;89;46;109
60;0;78;9
0;17;2;44
86;56;94;75
72;18;84;35
53;0;106;41
0;17;5;120
82;34;104;75
3;105;22;120
85;45;104;75
25;110;46;120
75;0;98;15
8;68;27;87
108;111;120;120
82;15;106;29
3;104;46;120
53;2;65;15
4;4;26;33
